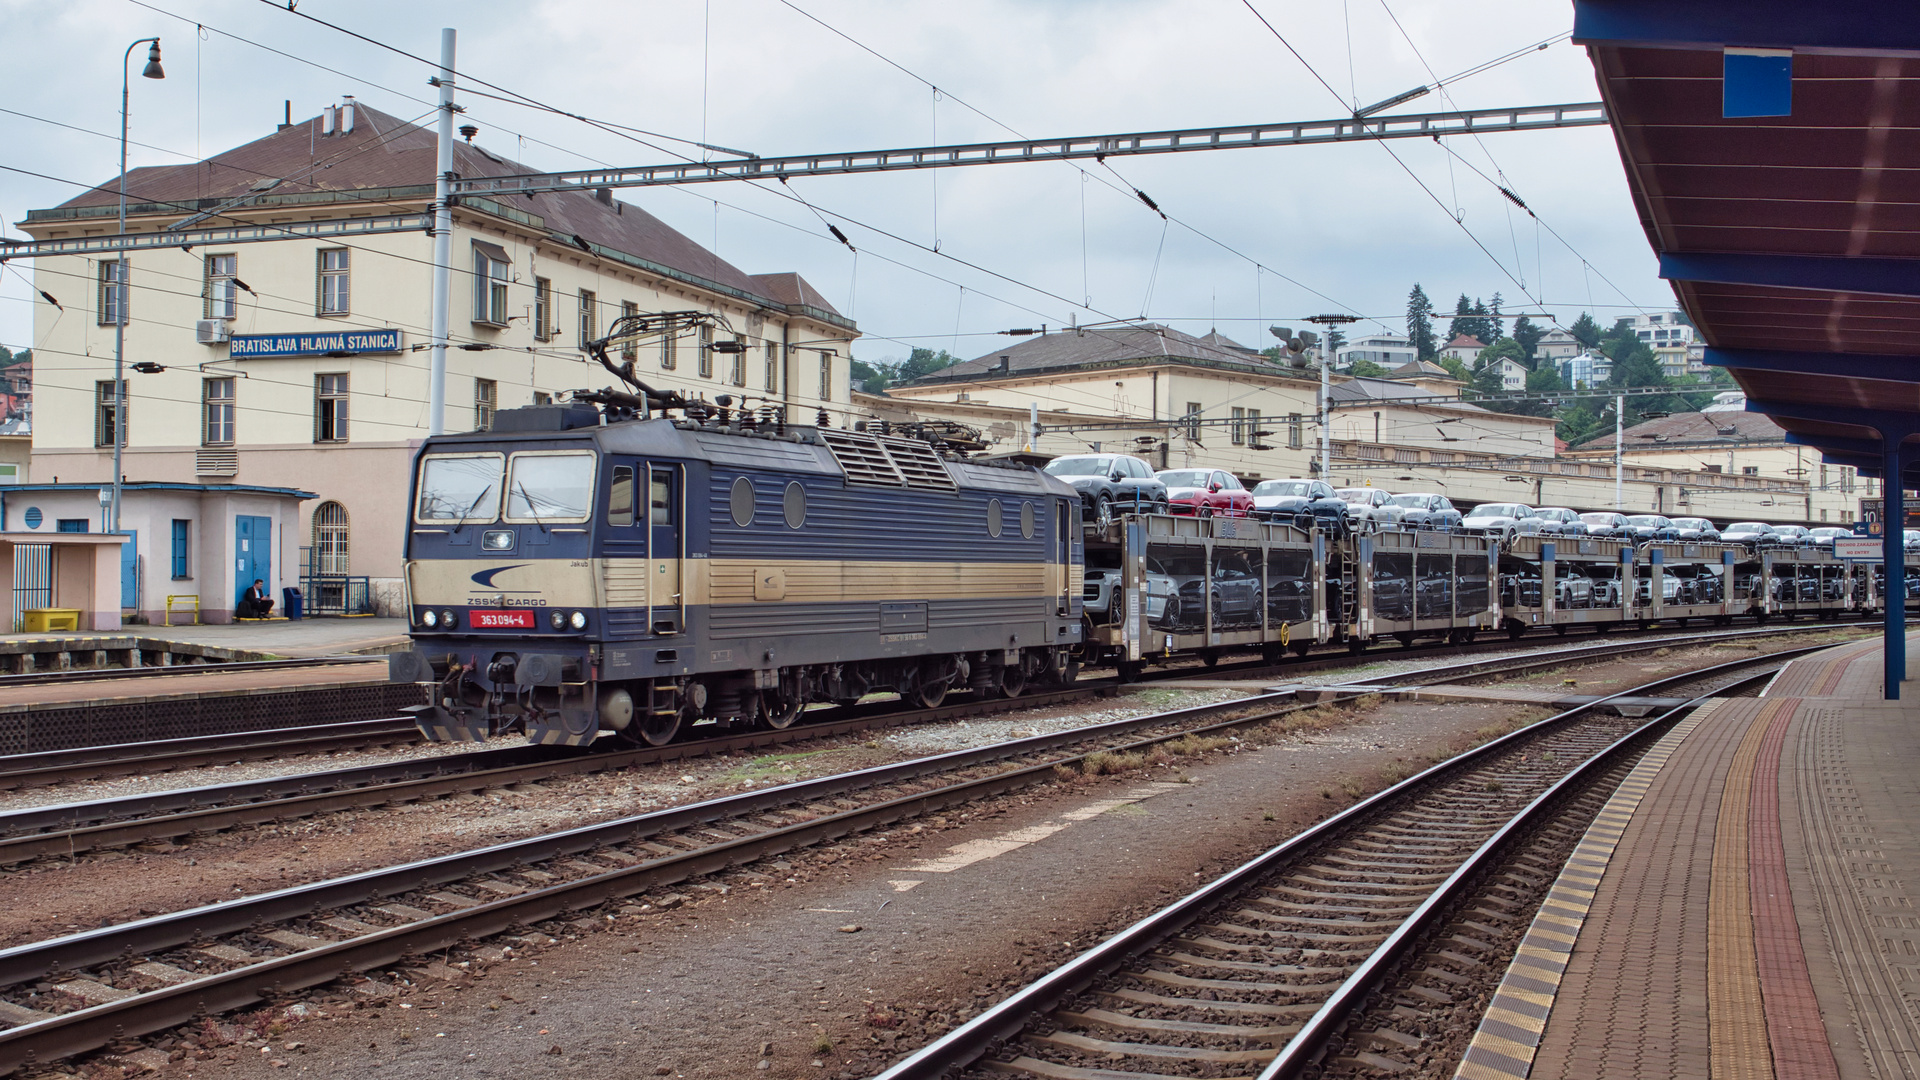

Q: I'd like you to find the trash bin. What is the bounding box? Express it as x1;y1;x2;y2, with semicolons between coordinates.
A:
282;587;304;620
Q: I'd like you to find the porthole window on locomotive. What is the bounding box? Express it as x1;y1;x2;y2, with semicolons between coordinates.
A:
783;480;807;529
729;476;756;527
987;499;1003;538
1020;501;1035;539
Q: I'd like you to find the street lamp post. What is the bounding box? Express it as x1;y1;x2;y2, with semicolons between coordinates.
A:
113;37;164;534
1305;314;1359;482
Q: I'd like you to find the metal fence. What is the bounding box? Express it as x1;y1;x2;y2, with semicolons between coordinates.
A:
10;544;49;631
302;574;376;616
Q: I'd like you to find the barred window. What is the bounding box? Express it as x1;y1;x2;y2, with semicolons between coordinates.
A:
206;254;238;320
312;501;350;575
203;377;235;445
318;249;349;315
314;373;349;443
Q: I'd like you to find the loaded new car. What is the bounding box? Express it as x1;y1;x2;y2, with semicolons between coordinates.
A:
1670;517;1720;541
1721;521;1776;545
1156;468;1253;518
1579;512;1630;539
1461;503;1543;543
1081;548;1178;628
1623;515;1682;543
1042;454;1168;523
1378;492;1461;531
1769;524;1815;548
1248;478;1345;530
1808;527;1851;550
1334;487;1394;531
1159;551;1264;626
1532;507;1588;536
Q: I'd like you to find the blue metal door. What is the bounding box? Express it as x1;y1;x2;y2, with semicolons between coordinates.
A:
119;530;137;609
235;516;271;608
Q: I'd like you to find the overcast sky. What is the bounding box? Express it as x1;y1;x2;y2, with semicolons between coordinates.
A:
0;0;1668;365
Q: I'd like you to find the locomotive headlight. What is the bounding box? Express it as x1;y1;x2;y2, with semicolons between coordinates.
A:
421;609;438;628
482;530;514;551
440;609;457;629
569;611;588;630
549;610;565;630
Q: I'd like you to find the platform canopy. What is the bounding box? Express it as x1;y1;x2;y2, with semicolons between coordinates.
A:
1574;0;1920;697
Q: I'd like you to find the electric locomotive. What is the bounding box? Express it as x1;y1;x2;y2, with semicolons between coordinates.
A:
389;311;1084;747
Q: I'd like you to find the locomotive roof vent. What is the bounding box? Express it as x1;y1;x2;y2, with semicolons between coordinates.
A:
491;403;603;433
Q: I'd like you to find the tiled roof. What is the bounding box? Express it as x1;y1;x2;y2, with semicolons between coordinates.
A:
35;104;839;320
1443;334;1485;351
1574;409;1786;452
905;324;1290;384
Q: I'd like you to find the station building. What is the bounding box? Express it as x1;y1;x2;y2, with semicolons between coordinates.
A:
17;100;856;616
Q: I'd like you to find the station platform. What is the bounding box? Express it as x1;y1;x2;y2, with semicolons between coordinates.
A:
0;617;408;664
1457;633;1920;1080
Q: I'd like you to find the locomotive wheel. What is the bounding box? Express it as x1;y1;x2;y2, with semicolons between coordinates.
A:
1057;657;1081;685
761;690;804;730
637;706;685;747
997;663;1028;698
915;677;950;709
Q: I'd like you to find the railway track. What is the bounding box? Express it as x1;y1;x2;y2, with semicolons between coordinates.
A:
0;656;377;689
0;622;1846;866
0;622;1860;869
0;632;1835;1074
872;647;1809;1080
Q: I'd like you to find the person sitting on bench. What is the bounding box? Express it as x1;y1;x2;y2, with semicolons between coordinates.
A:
239;579;274;618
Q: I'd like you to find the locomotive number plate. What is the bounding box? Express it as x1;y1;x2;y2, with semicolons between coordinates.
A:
471;609;535;628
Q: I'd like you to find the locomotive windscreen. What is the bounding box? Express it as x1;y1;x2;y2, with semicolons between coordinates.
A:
416;453;503;522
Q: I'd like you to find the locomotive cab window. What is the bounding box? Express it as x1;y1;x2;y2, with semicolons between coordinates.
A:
607;466;634;527
505;450;595;523
415;453;504;523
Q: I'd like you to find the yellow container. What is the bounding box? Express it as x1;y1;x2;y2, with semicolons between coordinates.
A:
23;609;80;633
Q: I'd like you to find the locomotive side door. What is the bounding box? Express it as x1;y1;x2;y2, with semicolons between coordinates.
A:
649;463;685;634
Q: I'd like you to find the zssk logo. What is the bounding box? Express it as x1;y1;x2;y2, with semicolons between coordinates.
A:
469;564;528;588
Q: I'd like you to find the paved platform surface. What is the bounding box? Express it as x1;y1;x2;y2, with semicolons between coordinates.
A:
1456;632;1920;1080
0;659;389;709
0;618;408;659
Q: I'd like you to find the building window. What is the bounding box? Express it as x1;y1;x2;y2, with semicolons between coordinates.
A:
170;520;191;579
661;332;677;371
203;377;235;445
578;289;596;347
533;277;554;341
620;301;639;360
765;343;779;392
818;351;833;400
318;249;349;315
312;501;350;575
698;325;714;378
57;519;89;533
1245;408;1261;446
1231;407;1247;446
473;245;510;326
95;380;123;448
98;261;127;325
1288;412;1303;449
205;254;238;320
533;390;553;405
1843;467;1856;493
1741;465;1759;476
475;378;497;431
730;336;746;386
314;373;349;442
1184;403;1202;440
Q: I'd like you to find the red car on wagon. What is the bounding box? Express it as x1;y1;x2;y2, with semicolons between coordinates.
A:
1154;468;1253;517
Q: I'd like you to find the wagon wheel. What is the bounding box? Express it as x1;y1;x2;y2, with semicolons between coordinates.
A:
914;676;950;709
760;689;805;730
997;662;1028;698
637;705;687;747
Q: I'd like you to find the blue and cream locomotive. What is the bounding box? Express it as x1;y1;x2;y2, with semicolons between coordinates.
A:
389;312;1084;747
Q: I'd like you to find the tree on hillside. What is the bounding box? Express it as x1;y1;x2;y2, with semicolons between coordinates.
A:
1406;284;1438;361
850;347;962;394
1437;356;1471;381
1487;293;1505;342
1511;314;1543;361
1326;327;1347;356
1447;294;1477;344
1568;312;1603;349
